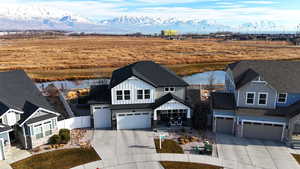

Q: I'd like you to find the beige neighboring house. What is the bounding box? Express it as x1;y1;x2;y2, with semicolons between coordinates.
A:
0;70;60;160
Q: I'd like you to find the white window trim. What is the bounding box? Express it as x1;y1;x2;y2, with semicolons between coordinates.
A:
258;92;268;105
28;117;57;137
144;89;151;99
137;89;144;100
116;90;123;100
124;90;131;100
245;92;255;105
277;93;288;104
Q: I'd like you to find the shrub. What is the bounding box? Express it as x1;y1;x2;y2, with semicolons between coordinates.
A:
59;129;71;144
49;134;61;145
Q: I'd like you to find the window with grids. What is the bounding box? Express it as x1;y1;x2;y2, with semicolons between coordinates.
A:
137;90;143;99
116;90;123;100
278;93;287;103
258;93;267;105
144;89;150;99
34;124;43;139
246;93;255;104
124;90;130;100
44;121;53;136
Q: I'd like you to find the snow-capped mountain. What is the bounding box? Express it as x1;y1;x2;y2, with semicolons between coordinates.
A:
0;4;100;31
0;5;286;34
97;16;233;33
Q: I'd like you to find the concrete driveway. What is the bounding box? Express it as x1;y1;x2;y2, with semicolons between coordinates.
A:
216;134;300;169
91;130;162;169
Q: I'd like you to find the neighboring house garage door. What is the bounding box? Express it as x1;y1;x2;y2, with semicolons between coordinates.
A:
117;112;151;130
0;139;4;160
93;106;111;129
243;122;284;141
215;117;234;134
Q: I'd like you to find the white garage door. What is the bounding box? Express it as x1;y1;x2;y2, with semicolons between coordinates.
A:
0;139;4;160
117;112;151;130
93;106;111;129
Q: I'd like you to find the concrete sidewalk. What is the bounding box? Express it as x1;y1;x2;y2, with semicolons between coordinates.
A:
0;161;13;169
71;153;265;169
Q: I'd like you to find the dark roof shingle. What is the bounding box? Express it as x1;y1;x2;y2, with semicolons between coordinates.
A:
228;60;300;92
110;61;188;88
0;70;57;122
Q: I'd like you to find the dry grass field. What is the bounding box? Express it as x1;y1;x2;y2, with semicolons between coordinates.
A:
0;36;300;81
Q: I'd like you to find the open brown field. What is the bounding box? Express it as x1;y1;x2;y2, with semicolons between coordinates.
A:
1;36;300;81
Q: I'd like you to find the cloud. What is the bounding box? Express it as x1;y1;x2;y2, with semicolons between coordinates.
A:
0;0;298;29
241;1;279;4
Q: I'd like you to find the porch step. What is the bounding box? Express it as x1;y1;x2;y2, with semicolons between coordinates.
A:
291;141;300;149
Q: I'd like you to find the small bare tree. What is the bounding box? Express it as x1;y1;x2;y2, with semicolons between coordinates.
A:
207;72;216;96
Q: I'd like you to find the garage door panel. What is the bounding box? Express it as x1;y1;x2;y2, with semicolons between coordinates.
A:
216;117;234;134
94;107;111;129
243;123;283;141
0;139;4;160
117;112;151;130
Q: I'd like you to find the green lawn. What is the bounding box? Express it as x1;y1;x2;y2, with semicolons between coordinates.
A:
154;139;184;154
11;148;101;169
160;161;223;169
292;154;300;164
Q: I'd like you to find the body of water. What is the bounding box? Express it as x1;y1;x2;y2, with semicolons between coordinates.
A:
36;71;225;90
183;71;225;85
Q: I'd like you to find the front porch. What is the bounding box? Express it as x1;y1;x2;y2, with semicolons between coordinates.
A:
154;109;190;127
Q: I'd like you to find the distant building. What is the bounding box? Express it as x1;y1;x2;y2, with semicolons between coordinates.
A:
161;30;178;37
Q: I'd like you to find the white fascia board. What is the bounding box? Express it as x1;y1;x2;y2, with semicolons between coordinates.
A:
0;108;23;118
19;107;59;126
241;119;286;126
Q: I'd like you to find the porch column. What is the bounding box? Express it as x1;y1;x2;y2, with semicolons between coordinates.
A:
186;108;192;127
153;110;157;128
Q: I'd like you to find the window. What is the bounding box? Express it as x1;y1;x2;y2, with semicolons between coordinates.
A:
164;87;175;92
124;90;130;100
246;92;255;104
52;119;57;129
116;90;123;100
144;89;150;99
137;90;143;100
278;93;287;103
34;124;43;139
44;121;52;136
24;125;30;136
258;93;268;105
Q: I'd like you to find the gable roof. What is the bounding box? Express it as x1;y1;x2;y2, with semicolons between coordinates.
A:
152;93;190;109
235;69;260;89
0;70;56;119
110;93;190;110
228;60;300;92
0;123;12;133
109;61;188;88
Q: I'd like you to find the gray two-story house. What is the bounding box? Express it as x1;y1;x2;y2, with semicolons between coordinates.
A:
0;70;60;160
90;61;192;130
212;60;300;143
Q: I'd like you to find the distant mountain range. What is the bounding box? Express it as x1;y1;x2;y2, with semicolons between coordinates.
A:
0;5;291;34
